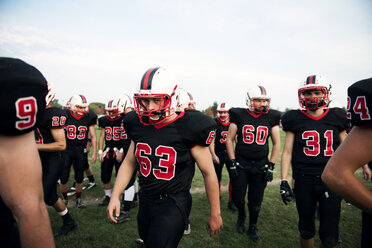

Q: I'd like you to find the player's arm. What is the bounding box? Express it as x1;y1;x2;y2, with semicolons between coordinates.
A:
322;126;372;214
0;132;55;248
88;125;97;163
37;128;66;152
107;140;137;223
226;123;237;160
98;127;105;162
281;131;294;180
269;125;280;163
191;144;223;237
208;136;220;164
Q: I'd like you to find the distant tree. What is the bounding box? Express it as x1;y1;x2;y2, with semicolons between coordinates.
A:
50;99;62;108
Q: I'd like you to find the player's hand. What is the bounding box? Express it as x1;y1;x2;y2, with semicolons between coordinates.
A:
212;155;220;164
363;165;371;181
99;154;104;163
228;159;239;179
116;149;124;162
264;162;275;182
91;154;97;164
206;214;223;237
107;197;121;224
280;180;294;205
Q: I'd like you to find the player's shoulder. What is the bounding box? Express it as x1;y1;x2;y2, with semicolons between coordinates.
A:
347;78;372;126
229;107;245;115
281;109;300;121
268;109;282;119
45;107;66;117
328;107;346;118
183;110;216;129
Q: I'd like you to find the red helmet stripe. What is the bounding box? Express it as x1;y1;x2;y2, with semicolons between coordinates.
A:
306;75;316;85
140;67;160;90
187;92;193;100
80;95;87;103
259;86;267;95
221;103;225;108
108;100;113;108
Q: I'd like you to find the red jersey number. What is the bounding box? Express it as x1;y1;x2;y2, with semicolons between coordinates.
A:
15;97;37;130
242;125;269;145
302;130;334;157
135;143;177;181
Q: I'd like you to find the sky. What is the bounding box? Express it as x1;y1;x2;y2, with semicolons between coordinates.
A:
1;0;371;111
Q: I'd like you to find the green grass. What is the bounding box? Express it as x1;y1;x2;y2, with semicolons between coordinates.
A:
49;130;367;247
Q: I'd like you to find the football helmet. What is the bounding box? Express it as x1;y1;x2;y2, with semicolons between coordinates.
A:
65;96;72;110
216;102;231;122
70;94;89;116
177;88;195;112
45;81;56;107
114;94;133;115
298;75;331;110
246;85;271;114
134;67;179;125
105;99;120;119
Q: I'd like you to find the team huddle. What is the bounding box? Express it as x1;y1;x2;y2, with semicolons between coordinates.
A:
0;57;371;248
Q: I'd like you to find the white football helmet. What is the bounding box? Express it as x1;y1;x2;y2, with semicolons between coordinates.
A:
45;81;56;107
105;99;120;119
65;96;72;110
177;88;195;112
114;94;133;115
134;67;179;125
298;75;331;110
70;94;89;115
246;85;271;114
216;102;231;122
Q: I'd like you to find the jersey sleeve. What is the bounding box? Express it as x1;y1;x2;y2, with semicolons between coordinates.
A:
269;109;281;127
88;110;98;126
0;58;48;136
98;116;106;128
331;108;350;130
347;78;372;126
281;110;297;132
228;108;241;125
181;110;217;147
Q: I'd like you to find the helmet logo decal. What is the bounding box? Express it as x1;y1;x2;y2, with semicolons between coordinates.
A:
140;67;160;90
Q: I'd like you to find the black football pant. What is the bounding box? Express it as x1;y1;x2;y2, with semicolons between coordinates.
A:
40;153;64;206
137;191;191;248
0;223;20;248
101;149;121;184
60;146;88;184
213;150;229;182
294;173;341;247
230;167;267;226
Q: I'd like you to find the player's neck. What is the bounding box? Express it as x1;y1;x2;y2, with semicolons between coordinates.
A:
306;108;324;117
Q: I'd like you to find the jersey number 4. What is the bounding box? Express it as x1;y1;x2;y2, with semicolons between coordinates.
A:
347;96;371;120
135;143;176;181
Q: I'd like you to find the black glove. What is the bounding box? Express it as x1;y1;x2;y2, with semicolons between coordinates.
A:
228;159;239;179
280;180;294;205
264;162;275;182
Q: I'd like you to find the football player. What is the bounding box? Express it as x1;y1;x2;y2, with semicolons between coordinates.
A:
0;57;54;247
322;78;372;248
60;94;97;208
209;102;237;211
98;99;123;206
111;94;137;223
281;75;349;248
107;67;222;247
226;85;281;242
35;82;77;237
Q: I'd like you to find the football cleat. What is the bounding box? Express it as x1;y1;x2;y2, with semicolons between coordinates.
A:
54;219;77;237
183;223;191;235
83;182;96;190
236;215;246;234
67;187;76;197
115;211;130;223
76;198;87;209
135;238;144;245
99;196;110;206
248;224;260;242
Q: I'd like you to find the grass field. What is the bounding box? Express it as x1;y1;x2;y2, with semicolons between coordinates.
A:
49;130;369;248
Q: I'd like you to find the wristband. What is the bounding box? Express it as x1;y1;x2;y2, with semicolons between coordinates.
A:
98;150;103;155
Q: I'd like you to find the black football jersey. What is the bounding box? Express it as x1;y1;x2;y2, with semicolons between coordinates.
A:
347;78;372;126
98;115;125;149
229;108;281;161
213;118;230;153
64;109;97;147
35;107;66;156
120;114;132;153
0;57;47;136
281;108;349;175
123;110;216;196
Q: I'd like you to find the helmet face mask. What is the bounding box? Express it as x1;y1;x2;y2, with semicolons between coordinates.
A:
216;102;231;122
45;81;56;107
105;100;120;119
70;94;89;116
298;75;330;110
246;86;270;114
134;67;178;125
